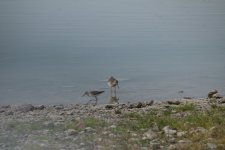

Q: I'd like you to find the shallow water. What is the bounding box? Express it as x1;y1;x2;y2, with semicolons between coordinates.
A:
0;0;225;104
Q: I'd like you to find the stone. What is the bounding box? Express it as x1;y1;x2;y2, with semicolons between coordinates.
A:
12;104;35;113
146;100;154;106
183;97;192;99
169;138;177;144
152;123;159;132
150;141;160;150
35;105;45;110
43;122;54;128
168;144;177;150
66;129;76;136
5;111;14;115
66;110;74;115
191;127;207;134
177;139;192;149
207;143;217;149
109;133;116;138
105;105;115;109
114;109;121;114
163;126;177;137
167;101;181;105
142;129;157;140
109;125;116;129
212;93;222;99
54;104;64;110
84;127;95;132
177;131;186;137
208;90;218;99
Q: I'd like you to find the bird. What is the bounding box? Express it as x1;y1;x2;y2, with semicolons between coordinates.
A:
107;76;119;97
82;90;104;105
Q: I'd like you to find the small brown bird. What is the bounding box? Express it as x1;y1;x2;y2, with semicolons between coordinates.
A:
82;91;104;105
107;76;119;97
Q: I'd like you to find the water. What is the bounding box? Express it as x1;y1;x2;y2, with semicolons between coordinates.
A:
1;0;225;104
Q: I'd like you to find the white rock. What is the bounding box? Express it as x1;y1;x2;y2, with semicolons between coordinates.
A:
163;126;177;137
177;139;192;149
142;129;157;140
109;125;116;129
207;143;217;149
66;129;76;136
177;131;187;137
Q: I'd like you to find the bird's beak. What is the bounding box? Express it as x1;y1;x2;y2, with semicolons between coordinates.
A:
81;93;86;97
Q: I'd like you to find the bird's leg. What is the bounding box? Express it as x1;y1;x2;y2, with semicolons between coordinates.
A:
94;96;98;106
86;98;95;105
110;87;112;98
114;87;117;97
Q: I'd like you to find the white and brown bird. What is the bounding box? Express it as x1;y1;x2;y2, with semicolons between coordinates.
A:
107;76;119;97
82;91;104;105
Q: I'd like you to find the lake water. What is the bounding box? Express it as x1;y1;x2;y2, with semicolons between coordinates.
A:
1;0;225;104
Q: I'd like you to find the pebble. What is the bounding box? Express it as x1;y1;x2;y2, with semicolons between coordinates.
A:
142;129;157;140
163;126;177;137
177;139;192;149
207;143;217;149
66;129;77;136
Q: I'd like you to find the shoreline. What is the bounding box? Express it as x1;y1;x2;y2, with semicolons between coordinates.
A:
1;97;225;150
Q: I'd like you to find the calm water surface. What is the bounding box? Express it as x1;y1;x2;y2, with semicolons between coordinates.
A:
0;0;225;104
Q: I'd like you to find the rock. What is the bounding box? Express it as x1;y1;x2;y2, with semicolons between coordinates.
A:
212;93;222;99
117;103;128;109
177;131;187;137
152;123;159;132
168;144;177;150
5;111;14;116
142;129;157;140
169;138;177;144
146;100;154;106
66;110;74;115
35;105;45;110
43;121;54;128
109;125;116;129
12;104;35;112
66;129;77;136
207;143;217;149
79;143;85;146
191;127;207;134
208;90;218;99
177;139;192;149
114;109;121;114
84;127;95;132
163;126;177;137
54;104;64;110
167;101;181;105
0;105;10;109
109;133;116;138
183;97;192;99
218;98;225;104
105;105;115;110
150;140;160;150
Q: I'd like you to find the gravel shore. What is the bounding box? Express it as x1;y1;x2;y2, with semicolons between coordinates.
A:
1;97;225;150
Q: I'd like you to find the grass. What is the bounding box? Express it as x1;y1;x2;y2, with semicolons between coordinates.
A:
109;103;225;149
